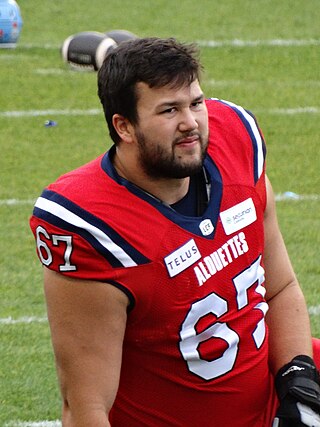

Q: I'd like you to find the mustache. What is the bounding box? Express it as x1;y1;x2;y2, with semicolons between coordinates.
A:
173;131;202;145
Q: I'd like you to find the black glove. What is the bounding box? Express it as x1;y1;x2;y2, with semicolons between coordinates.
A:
273;355;320;427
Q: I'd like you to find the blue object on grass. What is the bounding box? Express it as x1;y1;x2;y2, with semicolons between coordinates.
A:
44;120;58;127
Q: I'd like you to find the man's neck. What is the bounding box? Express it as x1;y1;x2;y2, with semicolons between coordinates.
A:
112;147;190;205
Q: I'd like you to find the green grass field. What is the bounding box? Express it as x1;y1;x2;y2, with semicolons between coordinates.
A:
1;0;319;424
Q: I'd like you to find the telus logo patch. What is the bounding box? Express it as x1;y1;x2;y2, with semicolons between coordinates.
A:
164;239;201;277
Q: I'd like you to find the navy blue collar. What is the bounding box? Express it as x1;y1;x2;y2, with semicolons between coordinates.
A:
101;146;222;238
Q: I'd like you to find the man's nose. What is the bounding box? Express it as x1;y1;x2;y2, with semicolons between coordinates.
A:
178;109;198;132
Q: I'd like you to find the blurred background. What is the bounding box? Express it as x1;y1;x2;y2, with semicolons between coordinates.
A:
0;1;319;424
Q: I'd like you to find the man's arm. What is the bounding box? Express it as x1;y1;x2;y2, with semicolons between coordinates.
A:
263;175;313;373
43;267;129;426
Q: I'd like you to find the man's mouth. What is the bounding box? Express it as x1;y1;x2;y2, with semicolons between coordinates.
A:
175;134;200;146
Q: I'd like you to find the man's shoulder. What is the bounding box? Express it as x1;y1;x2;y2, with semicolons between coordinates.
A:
52;154;105;186
44;153;110;201
205;97;254;121
206;98;266;186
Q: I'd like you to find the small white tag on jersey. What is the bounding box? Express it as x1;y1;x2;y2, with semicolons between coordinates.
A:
199;219;214;236
164;239;201;278
220;198;257;235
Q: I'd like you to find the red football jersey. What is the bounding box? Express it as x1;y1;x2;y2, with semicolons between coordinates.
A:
30;99;278;426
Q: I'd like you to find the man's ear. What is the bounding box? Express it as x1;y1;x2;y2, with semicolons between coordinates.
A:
112;114;135;143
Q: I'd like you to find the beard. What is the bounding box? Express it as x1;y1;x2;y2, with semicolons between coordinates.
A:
135;130;209;179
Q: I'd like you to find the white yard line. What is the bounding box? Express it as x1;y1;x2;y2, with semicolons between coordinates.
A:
275;193;320;201
0;198;35;206
1;305;319;328
5;421;61;427
18;43;61;49
34;68;93;75
0;108;101;118
2;305;320;327
34;68;69;75
265;107;320;115
0;316;47;325
17;38;320;50
309;306;320;316
209;79;320;88
197;38;320;48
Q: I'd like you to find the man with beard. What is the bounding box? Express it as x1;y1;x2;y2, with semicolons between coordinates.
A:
30;38;320;426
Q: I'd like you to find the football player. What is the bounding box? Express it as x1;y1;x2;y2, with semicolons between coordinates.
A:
30;37;320;426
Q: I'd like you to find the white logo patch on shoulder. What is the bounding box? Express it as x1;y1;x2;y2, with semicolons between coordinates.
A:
164;239;201;278
220;198;257;235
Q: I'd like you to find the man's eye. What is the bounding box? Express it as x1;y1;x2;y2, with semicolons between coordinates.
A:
191;101;203;108
162;107;176;114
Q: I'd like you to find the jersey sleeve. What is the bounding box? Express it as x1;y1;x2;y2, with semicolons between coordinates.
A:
30;213;109;280
29;188;151;284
